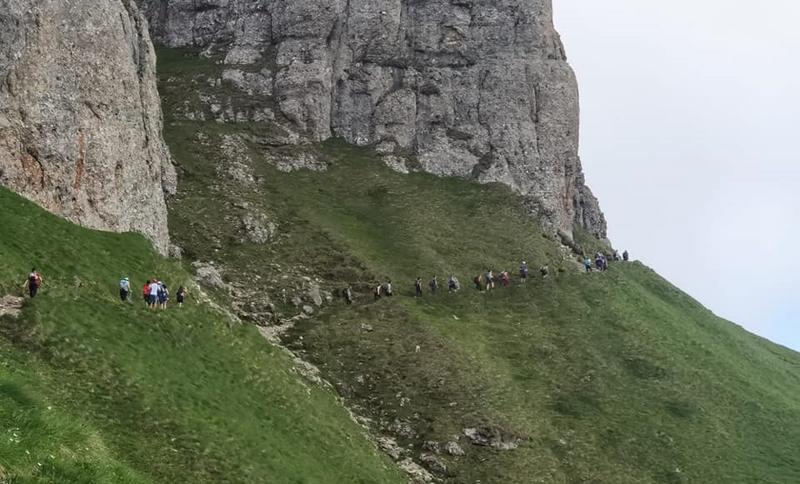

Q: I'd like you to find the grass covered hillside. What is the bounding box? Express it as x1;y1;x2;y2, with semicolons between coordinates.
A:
158;49;800;484
0;188;403;483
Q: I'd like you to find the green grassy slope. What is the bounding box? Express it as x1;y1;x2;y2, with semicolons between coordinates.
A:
0;188;404;483
161;103;800;484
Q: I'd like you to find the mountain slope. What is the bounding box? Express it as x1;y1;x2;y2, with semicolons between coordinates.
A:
0;188;403;483
161;60;800;481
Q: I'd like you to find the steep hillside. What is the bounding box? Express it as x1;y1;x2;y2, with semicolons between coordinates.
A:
159;51;800;483
0;188;403;483
0;0;174;253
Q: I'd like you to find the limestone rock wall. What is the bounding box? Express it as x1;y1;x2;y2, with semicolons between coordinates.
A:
140;0;606;239
0;0;176;253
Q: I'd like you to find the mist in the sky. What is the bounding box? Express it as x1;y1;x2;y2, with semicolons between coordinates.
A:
554;1;800;350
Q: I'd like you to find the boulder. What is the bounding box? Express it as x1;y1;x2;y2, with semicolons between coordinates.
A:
192;262;226;289
463;427;523;451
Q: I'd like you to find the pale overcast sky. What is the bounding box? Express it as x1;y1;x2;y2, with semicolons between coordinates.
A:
555;1;800;350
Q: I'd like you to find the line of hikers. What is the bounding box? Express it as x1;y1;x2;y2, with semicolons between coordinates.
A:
341;250;631;303
22;249;630;309
135;279;189;309
584;249;628;273
20;269;189;310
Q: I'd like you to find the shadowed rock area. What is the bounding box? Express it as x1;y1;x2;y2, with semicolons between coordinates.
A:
0;0;175;253
138;0;606;240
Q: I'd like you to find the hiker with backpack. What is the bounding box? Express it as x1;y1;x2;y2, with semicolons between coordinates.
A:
148;279;160;309
500;271;510;287
119;277;131;302
473;274;482;291
343;286;354;305
448;275;460;293
158;282;169;309
414;277;423;297
23;268;43;298
374;283;383;300
484;270;495;291
583;257;593;273
519;261;529;282
623;250;629;262
384;280;394;297
176;286;188;307
429;275;439;294
595;254;605;272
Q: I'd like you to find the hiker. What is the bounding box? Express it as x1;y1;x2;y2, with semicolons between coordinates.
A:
500;271;510;287
484;270;494;291
583;257;593;273
519;261;529;282
148;279;159;309
176;286;188;307
23;268;43;298
623;250;629;262
374;283;383;300
613;250;621;262
595;254;604;272
343;286;353;305
473;274;482;291
385;280;393;297
429;275;438;294
158;282;169;309
414;277;423;297
540;265;549;279
119;277;131;302
448;275;460;292
143;281;151;304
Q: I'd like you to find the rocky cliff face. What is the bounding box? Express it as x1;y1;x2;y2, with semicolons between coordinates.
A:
0;0;176;253
140;0;606;239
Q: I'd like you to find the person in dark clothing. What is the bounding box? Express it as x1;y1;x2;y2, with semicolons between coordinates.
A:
540;265;549;279
24;269;43;298
385;280;393;296
473;275;482;291
176;286;188;307
414;277;423;297
343;286;353;305
448;275;460;293
519;261;529;282
429;276;439;294
119;277;131;301
623;250;629;262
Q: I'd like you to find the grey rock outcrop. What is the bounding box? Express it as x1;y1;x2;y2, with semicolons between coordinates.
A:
139;0;606;239
0;0;176;253
192;261;226;289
